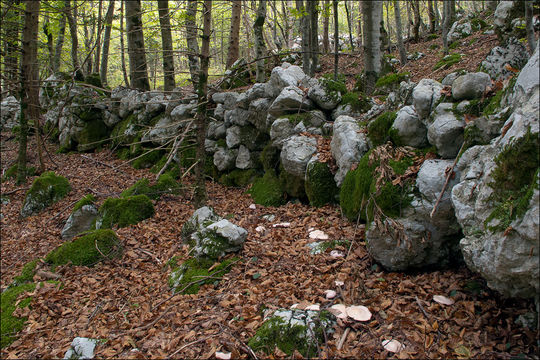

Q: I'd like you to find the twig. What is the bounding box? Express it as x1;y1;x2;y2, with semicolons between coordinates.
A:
337;327;350;350
86;301;104;329
168;334;218;358
430;142;464;218
135;248;162;264
1;187;29;195
35;270;61;280
221;340;259;360
415;296;430;320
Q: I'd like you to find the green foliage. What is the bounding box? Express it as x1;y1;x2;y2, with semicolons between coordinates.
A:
449;41;461;50
321;73;348;94
427;33;439;40
463;124;488;148
485;129;539;232
21;171;71;217
434;53;462;70
367;111;397;146
219;169;259;187
471;18;488;30
168;257;238;294
150;156;181;178
375;72;410;89
73;194;96;212
12;260;38;286
2;164;36;181
305;161;338;207
1;282;36;348
98;195;155;229
429;43;440;50
45;229;121;267
132;149;165;169
248;171;285;207
280;112;311;125
341;92;372;113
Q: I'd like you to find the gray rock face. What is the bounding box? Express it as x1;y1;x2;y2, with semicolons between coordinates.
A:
331;103;365;120
213;147;238;172
367;160;462;271
442;71;467;86
207;121;226;140
225;107;250;127
63;337;98;360
235;145;253;169
280;135;317;178
480;39;529;81
61;204;99;240
428;103;465;158
268;86;314;117
267;65;307;97
143;116;182;145
247;98;271;131
170;103;196;121
307;82;341;110
413;79;443;120
0;96;20;130
452;72;491;101
330;115;369;186
391;106;428;147
212;92;239;110
226;126;241;148
509;40;539;106
398;80;417;106
270;117;296;148
447;20;472;43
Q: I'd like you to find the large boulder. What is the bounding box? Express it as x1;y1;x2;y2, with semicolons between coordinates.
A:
247;98;271;131
447;20;472;43
61;204;99;240
267;86;314;117
367;160;462;271
270;117;296;148
21;172;71;218
330;115;369;186
427;103;465;158
494;1;526;44
480;38;529;81
0;96;20;130
213;147;238;172
452;72;491;101
307;82;341;110
280;135;317;178
390;106;428;147
267;64;307;97
143;115;182;146
509;39;539;107
212;92;240;110
412;79;443;120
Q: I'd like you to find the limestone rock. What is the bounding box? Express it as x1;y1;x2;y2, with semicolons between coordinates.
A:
452;72;491;101
412;79;443;120
427;103;465;158
390;106;428;147
480;38;529;81
307;82;341;110
213;147;238;172
280;135;317;178
61;205;99;240
268;86;314;117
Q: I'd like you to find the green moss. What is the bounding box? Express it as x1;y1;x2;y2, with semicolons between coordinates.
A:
12;259;38;285
279;168;306;200
434;53;462;70
309;239;350;254
149;156;180;178
427;34;439;40
463;124;488;149
98;195;155;229
340;151;377;221
341;92;372;113
305;161;338;207
1;282;36;348
83;73;103;88
2;164;36;181
111;113;137;147
320;73;348;94
471;18;488;30
485;129;539;232
483;89;505;116
375;72;409;89
116;147;131;160
21;171;71;217
45;229;121;268
429;43;440;50
76;120;109;152
168;257;238;294
260;143;281;172
367;111;397;146
73;194;96;212
121;178;152;198
132;149;165;169
219;169;259;187
248;171;285;207
280;112;310;126
449;40;461;50
122;173;183;200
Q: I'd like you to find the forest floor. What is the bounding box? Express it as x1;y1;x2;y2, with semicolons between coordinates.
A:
1;30;538;359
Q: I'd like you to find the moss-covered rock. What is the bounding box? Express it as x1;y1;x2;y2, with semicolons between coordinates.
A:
279;168;306;200
111;113;137;147
367;111;397;146
97;195;154;229
434;53;462;70
219;169;259;187
375;72;410;92
76;120;109;152
248;309;336;357
305;160;338;207
168;257;238;294
84;73;103;88
120;175;183;201
1;282;36;348
341;92;372;113
73;194;96;212
132;149;165;169
12;259;38;286
248;171;285;207
149;155;181;178
45;229;121;267
260;143;281;173
21;171;71;217
2;164;36;182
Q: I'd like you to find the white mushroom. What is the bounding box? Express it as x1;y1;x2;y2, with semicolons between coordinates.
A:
346;305;372;321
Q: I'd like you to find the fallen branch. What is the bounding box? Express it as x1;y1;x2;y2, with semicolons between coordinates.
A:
81;154;116;169
168;334;219;358
2;187;29;195
415;296;430;320
430;142;465;218
337;327;350;350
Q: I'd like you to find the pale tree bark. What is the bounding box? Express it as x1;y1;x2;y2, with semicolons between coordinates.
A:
427;0;436;33
442;0;450;54
254;0;267;82
362;0;382;95
296;0;310;75
344;0;355;51
308;0;319;75
194;0;212;208
226;0;242;68
394;0;407;65
186;0;200;85
64;0;84;79
53;5;66;74
119;0;129;87
411;0;421;42
433;0;440;30
333;0;339;80
93;0;103;74
18;0;41;183
323;0;330;54
125;0;150;90
158;0;176;91
100;0;115;85
525;0;536;54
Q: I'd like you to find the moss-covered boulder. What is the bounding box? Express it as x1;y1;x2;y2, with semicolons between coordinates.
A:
219;169;259;187
367;111;397;146
279;168;306;200
76;119;109;152
248;309;336;357
121;174;181;200
2;164;36;182
96;195;154;229
61;195;99;240
168;257;237;294
132;149;165;169
21;171;71;217
45;229;122;267
248;171;285;207
305;158;338;207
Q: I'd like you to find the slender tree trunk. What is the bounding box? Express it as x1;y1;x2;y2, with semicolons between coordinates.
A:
362;0;382;95
411;0;420;42
186;0;200;85
100;0;115;85
344;0;355;51
434;0;440;30
119;0;129;87
323;0;330;54
93;0;103;74
394;0;407;65
18;0;41;184
296;0;310;75
125;0;150;90
65;0;84;79
442;0;450;54
157;0;176;91
449;0;456;24
226;0;242;68
309;0;319;73
2;0;20;97
525;0;536;54
194;0;212;207
254;0;267;82
406;0;412;40
427;0;436;33
53;7;66;74
487;1;498;12
333;0;339;80
357;2;362;43
43;14;54;74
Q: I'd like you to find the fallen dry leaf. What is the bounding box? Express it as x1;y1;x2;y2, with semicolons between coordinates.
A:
433;295;455;305
382;339;404;353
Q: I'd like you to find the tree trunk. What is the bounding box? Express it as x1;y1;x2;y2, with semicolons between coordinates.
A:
18;0;41;184
93;0;103;74
65;0;84;79
254;0;267;82
487;1;498;12
296;0;310;75
411;0;421;42
120;0;130;87
157;0;176;91
525;0;536;54
194;0;212;208
186;0;200;85
43;14;54;74
125;0;150;90
362;0;382;95
322;0;330;53
53;7;66;74
344;0;355;51
2;0;20;97
427;0;436;33
100;0;115;86
434;0;440;30
442;0;450;54
449;0;456;24
310;0;319;73
226;0;242;68
394;0;407;65
333;0;339;80
406;0;412;40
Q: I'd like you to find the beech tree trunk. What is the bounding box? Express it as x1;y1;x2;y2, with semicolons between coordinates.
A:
194;0;212;207
120;0;130;87
158;0;176;91
100;0;115;85
333;0;338;80
2;0;20;96
186;0;200;85
65;0;84;79
345;0;355;51
411;0;421;42
18;0;41;184
362;0;382;95
125;0;150;90
43;14;54;73
427;0;436;33
394;0;407;65
525;0;536;54
323;0;330;53
308;0;319;75
254;0;267;82
53;6;66;74
93;0;103;73
442;0;450;54
226;0;242;68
